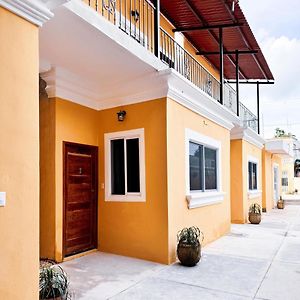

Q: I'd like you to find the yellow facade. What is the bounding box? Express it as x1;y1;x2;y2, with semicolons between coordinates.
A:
166;99;231;263
230;139;263;223
40;96;234;264
262;150;282;211
0;7;39;299
40;97;169;263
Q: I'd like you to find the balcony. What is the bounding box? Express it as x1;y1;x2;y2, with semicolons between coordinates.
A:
79;0;258;132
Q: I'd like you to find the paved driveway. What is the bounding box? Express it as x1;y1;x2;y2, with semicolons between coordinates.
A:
61;205;300;300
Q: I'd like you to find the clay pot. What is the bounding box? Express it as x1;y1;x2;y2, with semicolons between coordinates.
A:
277;200;285;209
248;213;261;224
177;241;201;267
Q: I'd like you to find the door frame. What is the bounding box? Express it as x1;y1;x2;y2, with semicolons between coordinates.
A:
273;163;279;206
63;141;98;259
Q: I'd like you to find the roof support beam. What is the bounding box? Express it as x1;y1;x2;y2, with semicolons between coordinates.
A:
173;22;244;33
227;81;275;85
182;0;248;79
196;50;258;55
257;82;260;134
235;50;240;116
219;27;224;105
153;0;160;58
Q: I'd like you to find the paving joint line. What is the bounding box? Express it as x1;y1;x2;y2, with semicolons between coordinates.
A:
252;208;299;300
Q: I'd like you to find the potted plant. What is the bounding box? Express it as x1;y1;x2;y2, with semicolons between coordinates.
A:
177;226;204;267
277;196;285;209
248;203;262;224
39;265;71;300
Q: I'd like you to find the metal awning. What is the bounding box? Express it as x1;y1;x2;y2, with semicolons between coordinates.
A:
159;0;274;80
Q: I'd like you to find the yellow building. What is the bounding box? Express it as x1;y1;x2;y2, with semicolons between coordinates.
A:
1;0;279;298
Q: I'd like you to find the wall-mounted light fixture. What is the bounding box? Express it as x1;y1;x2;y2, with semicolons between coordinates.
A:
131;9;140;22
117;110;126;121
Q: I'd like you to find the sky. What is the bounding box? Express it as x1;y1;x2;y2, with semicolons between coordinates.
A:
238;0;300;139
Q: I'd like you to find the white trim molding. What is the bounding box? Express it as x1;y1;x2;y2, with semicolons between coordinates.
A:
185;128;225;209
231;125;265;149
247;155;261;199
104;128;146;202
187;192;225;209
166;69;238;131
0;0;69;26
248;190;262;199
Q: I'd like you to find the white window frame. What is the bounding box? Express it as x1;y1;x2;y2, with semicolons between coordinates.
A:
273;162;280;202
247;155;262;199
105;128;146;202
185;128;225;209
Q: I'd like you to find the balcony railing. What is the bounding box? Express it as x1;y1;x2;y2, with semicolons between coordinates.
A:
83;0;258;133
239;102;258;132
160;29;220;102
84;0;156;53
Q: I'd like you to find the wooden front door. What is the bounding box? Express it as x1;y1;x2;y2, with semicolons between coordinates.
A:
63;142;98;257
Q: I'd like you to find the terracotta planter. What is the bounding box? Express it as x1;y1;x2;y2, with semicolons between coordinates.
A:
177;241;201;267
277;201;285;209
248;213;261;224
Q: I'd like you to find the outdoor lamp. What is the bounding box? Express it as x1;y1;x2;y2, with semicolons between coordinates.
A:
117;110;126;121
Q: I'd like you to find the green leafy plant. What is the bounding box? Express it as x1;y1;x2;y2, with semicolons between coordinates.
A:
177;227;204;245
39;265;71;299
249;203;261;214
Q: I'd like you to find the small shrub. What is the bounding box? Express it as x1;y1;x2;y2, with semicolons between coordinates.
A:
177;227;204;245
39;265;71;299
249;203;261;214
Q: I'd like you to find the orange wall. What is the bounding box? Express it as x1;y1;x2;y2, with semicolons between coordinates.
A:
55;98;99;262
40;95;56;259
98;99;169;264
40;98;169;263
0;7;39;299
230;140;244;223
262;150;272;211
166;98;231;263
262;150;282;211
230;139;262;223
40;97;99;262
243;140;263;221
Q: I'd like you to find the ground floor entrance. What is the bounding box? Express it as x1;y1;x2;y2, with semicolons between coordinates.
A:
63;142;98;258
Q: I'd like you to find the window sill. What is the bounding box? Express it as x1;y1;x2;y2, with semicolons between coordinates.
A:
186;191;225;209
105;194;145;202
248;190;262;199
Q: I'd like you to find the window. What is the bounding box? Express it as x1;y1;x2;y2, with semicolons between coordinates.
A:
189;142;217;191
248;161;258;190
185;129;224;209
282;177;288;187
105;129;145;202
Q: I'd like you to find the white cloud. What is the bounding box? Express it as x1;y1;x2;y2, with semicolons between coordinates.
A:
237;1;300;139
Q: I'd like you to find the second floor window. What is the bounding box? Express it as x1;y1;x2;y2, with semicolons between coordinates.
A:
189;142;217;191
248;161;258;190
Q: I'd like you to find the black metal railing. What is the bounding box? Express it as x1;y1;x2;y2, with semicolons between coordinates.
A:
85;0;156;53
83;0;259;133
239;102;258;132
160;29;221;102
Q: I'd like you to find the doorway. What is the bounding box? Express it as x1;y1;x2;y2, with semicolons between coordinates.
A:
273;164;279;206
63;142;98;258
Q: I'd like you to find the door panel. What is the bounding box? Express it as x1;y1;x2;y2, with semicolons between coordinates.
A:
63;142;98;258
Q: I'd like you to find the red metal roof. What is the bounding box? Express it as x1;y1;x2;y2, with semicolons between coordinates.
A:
160;0;274;80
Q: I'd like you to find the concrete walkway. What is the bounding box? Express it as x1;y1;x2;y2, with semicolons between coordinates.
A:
61;205;300;300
